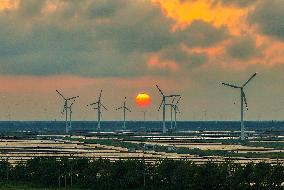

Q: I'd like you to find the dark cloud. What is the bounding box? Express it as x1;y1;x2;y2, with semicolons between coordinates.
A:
187;53;208;67
227;36;260;60
0;0;166;77
96;1;175;53
160;46;208;67
86;0;123;19
18;0;46;17
161;46;189;63
179;0;258;7
0;0;233;78
249;0;284;40
179;20;229;48
56;1;85;19
213;0;258;7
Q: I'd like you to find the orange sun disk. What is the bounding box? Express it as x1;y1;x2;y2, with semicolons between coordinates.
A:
136;93;151;107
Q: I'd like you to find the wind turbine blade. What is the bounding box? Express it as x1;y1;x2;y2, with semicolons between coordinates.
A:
99;90;102;102
67;96;79;101
221;83;240;88
61;107;65;114
158;100;164;111
126;107;131;112
176;106;180;113
116;107;123;110
71;99;76;104
175;96;181;105
168;94;181;98
156;85;165;96
242;91;248;110
56;90;66;100
87;102;97;107
101;103;108;111
242;72;258;87
171;96;176;104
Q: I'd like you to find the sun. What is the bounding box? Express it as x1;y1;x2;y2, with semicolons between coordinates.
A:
135;93;151;108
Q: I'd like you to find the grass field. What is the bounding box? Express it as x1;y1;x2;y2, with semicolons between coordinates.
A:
0;183;82;190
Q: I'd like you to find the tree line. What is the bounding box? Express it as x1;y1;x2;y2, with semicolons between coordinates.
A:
0;157;283;190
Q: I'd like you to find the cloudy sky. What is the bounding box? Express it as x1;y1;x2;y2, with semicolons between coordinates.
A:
0;0;284;121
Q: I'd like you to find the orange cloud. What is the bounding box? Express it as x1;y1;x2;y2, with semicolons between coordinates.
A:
152;0;252;35
0;0;18;10
147;55;180;72
262;42;284;66
41;0;58;15
181;41;227;58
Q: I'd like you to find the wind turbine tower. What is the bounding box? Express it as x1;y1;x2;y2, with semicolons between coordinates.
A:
168;97;176;130
156;85;180;134
56;90;79;133
87;90;108;130
141;110;147;122
67;102;74;130
221;72;258;141
116;97;131;129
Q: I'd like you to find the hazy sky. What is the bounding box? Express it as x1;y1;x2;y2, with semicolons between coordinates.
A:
0;0;284;121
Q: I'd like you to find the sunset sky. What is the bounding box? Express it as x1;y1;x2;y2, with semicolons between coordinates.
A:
1;0;284;121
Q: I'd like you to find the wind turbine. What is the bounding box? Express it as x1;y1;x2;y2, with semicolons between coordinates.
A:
141;110;147;122
221;72;258;141
115;97;131;129
156;85;180;134
56;90;79;133
173;96;181;130
203;110;207;121
166;96;181;130
87;90;108;130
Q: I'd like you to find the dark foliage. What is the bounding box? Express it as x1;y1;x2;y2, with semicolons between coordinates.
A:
0;158;283;190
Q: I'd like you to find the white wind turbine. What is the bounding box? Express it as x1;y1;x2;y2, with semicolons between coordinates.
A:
166;96;181;130
115;97;131;129
87;90;108;130
56;90;79;133
221;72;258;141
156;85;180;134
